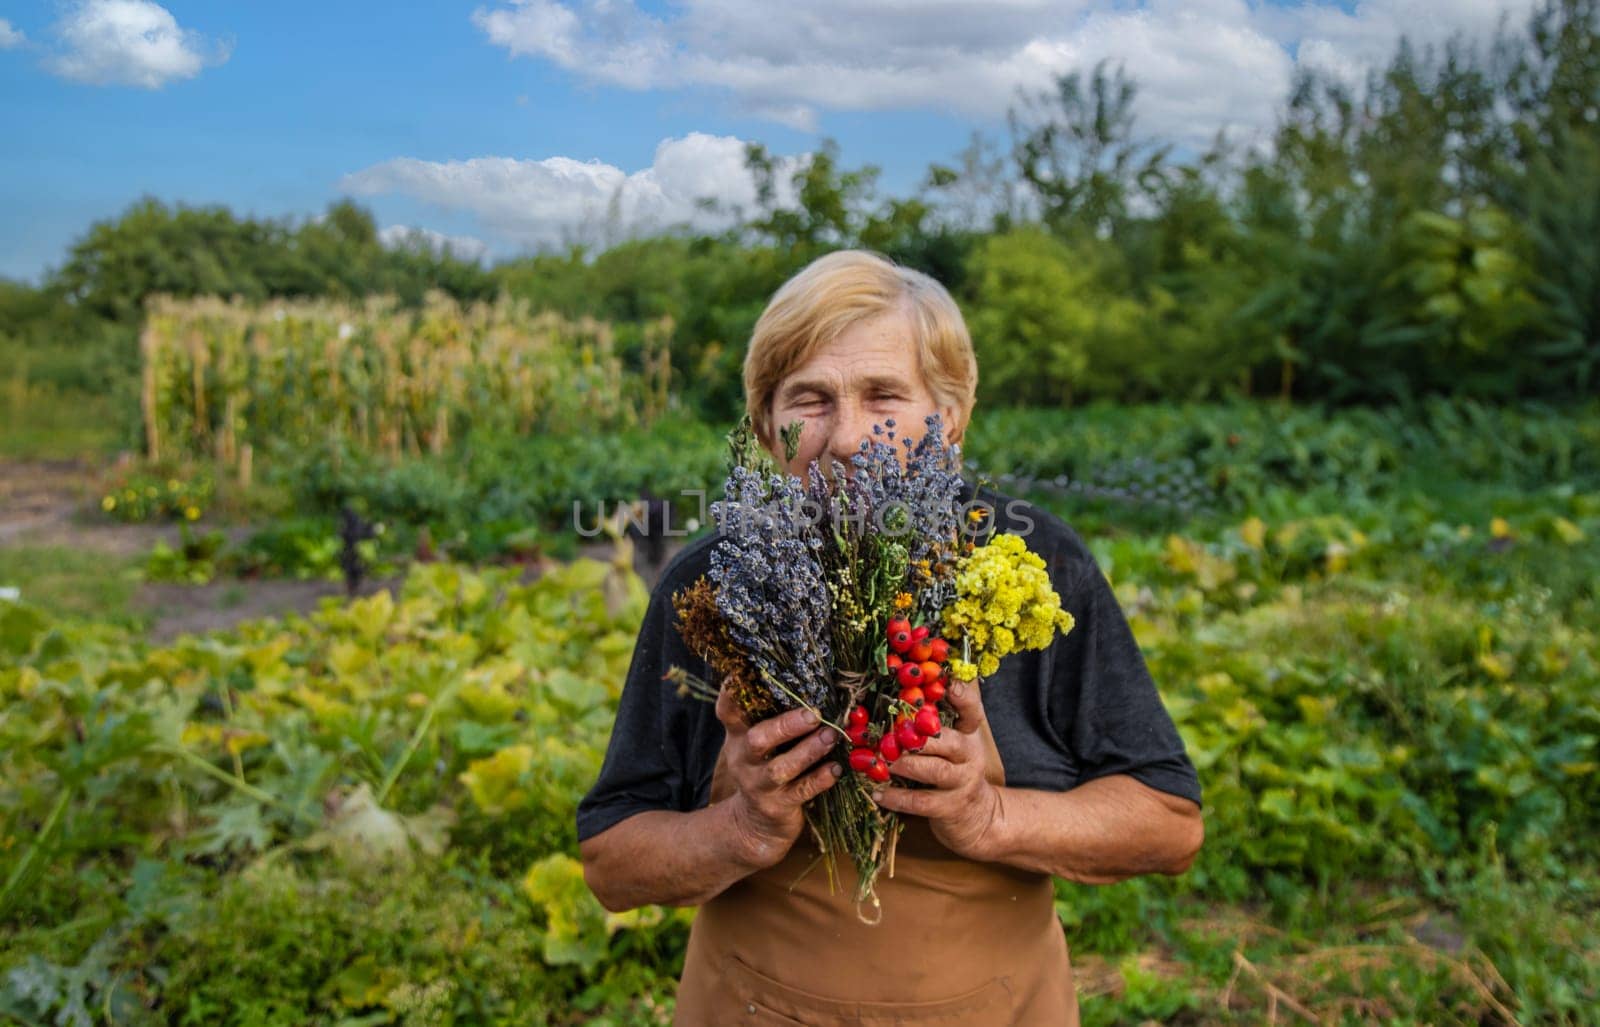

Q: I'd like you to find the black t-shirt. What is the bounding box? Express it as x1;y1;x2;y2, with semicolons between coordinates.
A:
575;484;1202;844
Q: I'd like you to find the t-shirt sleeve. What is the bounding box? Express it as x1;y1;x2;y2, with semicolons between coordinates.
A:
1047;554;1202;807
575;565;714;843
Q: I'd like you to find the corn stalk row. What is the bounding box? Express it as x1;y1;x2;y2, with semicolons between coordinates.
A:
139;292;674;466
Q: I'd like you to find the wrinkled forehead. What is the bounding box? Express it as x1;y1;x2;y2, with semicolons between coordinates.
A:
773;309;924;395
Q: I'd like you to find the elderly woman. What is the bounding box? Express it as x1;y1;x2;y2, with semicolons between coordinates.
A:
578;250;1203;1025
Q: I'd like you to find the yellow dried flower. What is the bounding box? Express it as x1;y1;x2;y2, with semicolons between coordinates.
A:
939;533;1074;682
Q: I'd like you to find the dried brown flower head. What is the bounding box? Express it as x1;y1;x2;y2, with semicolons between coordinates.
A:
673;576;775;719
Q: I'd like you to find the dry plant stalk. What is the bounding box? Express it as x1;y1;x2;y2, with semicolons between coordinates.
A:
139;292;674;467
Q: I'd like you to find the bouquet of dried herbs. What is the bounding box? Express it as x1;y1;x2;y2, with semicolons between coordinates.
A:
668;414;1074;917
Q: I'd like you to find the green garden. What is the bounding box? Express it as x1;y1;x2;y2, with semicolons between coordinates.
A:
3;2;1598;1023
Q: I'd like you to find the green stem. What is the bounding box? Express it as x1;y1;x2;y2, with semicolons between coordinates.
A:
0;785;73;916
216;684;247;782
151;743;314;824
375;680;458;807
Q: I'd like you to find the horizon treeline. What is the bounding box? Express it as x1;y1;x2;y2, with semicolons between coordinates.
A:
3;0;1596;420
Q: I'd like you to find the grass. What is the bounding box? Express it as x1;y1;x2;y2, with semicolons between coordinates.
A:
0;545;147;627
0;378;127;461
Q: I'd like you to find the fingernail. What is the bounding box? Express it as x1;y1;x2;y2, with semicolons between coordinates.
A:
871;790;885;803
802;709;819;725
951;682;967;699
819;728;835;745
830;764;843;777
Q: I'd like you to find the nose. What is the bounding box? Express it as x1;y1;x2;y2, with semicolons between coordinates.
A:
824;400;874;468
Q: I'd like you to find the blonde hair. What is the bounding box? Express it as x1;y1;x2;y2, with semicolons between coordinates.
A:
744;249;978;446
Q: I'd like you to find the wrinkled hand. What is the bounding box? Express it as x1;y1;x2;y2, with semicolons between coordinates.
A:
871;678;1003;861
714;685;842;870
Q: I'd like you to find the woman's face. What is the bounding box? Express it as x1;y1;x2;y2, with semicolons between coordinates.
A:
766;308;959;479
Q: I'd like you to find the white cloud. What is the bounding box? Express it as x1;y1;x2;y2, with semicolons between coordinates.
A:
49;0;230;88
378;225;491;263
0;19;25;49
471;0;1538;146
1281;0;1539;90
341;132;803;252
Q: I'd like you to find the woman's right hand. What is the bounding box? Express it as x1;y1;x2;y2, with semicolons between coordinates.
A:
714;684;843;870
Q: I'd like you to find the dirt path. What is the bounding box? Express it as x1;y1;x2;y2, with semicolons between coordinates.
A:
1;457;682;643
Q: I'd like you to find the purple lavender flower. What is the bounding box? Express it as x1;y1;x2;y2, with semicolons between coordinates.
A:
709;466;834;710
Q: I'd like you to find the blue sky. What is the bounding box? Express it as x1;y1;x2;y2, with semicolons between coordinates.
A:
0;0;1537;281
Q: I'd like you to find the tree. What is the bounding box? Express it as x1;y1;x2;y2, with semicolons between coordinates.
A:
1499;0;1600;395
1007;60;1170;242
964;228;1150;406
924;130;1024;234
741;138;880;254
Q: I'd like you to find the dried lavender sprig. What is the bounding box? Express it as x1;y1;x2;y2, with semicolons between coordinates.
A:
709;463;834;710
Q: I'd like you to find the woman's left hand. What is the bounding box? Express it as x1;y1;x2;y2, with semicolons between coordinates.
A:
871;678;1003;861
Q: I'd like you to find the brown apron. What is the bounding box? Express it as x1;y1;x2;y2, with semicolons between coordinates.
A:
674;721;1078;1026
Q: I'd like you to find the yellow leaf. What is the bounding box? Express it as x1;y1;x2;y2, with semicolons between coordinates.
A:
14;666;41;699
521;853;609;970
1476;652;1512;681
459;744;535;815
460;659;526;721
181;722;224;748
1162;534;1198;575
605;904;664;935
291;683;355;725
327;640;372;678
244;635;294;674
1552;517;1585;545
224;729;271;756
347;589;394;644
1239;516;1267;551
1295;695;1332;725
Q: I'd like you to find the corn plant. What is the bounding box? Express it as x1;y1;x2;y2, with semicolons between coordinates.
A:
139;293;674;467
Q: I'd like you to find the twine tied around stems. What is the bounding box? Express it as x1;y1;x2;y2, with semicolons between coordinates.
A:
833;668;871;708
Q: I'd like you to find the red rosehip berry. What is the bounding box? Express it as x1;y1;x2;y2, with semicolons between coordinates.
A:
899;686;925;707
896;718;925;751
896;661;924;688
922;679;946;704
878;732;901;763
910;625;930;643
885;653;903;671
919;660;943;683
908;640;933;663
914;705;943;738
928;637;950;663
848;705;869;728
848;748;876;773
846;723;870;747
866;759;891;783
